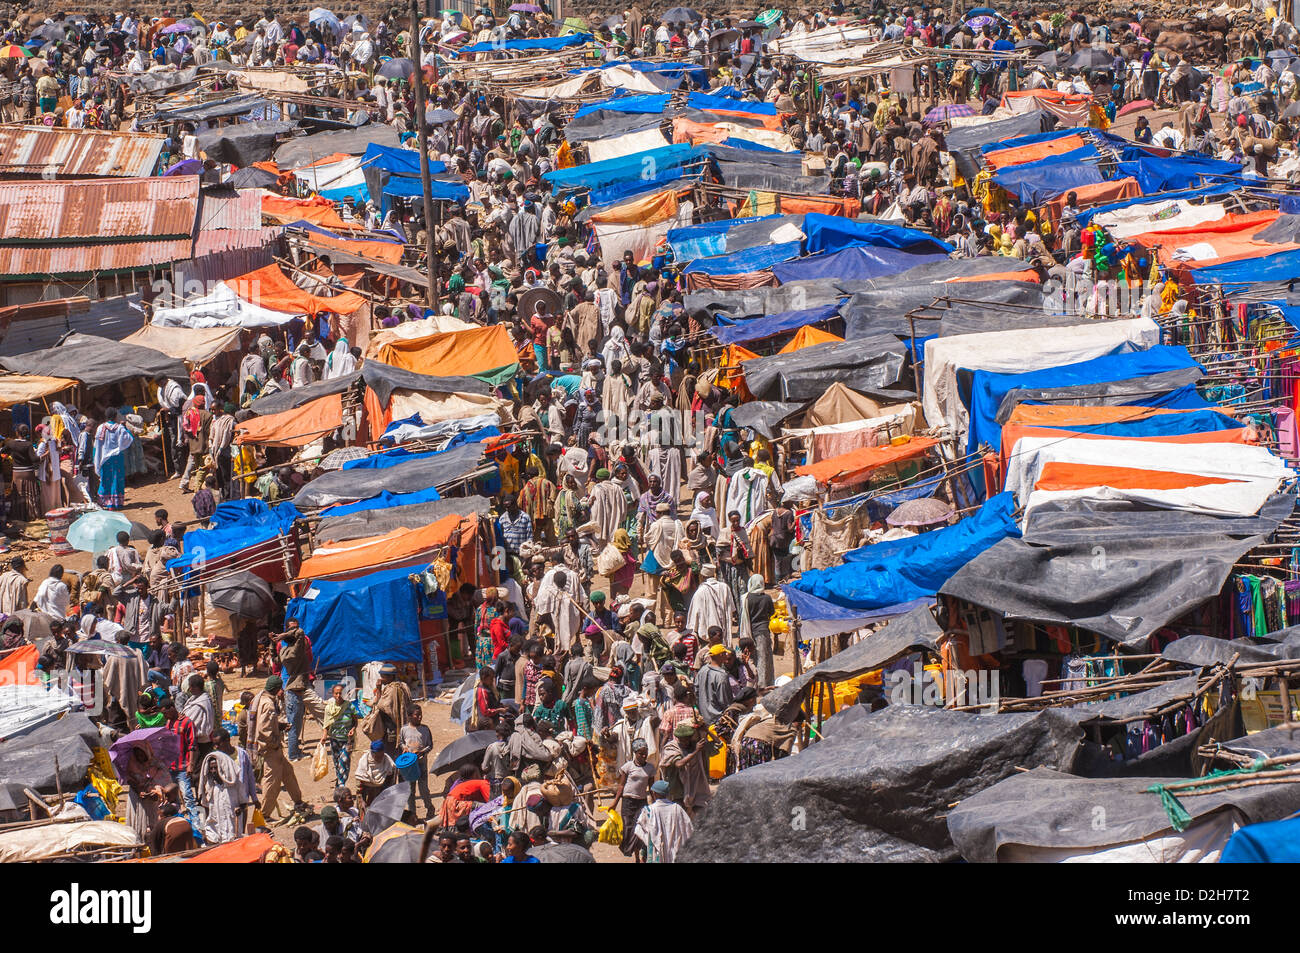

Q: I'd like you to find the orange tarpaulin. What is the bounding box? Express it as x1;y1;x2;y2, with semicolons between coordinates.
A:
229;264;366;316
184;832;278;863
983;134;1086;170
235;393;344;448
1126;210;1300;269
306;229;405;265
703;108;786;131
1000;422;1250;465
297;513;468;579
588;187;684;225
376;323;519;379
1006;404;1199;429
1035;462;1241;492
796;436;939;486
0;645;39;685
261;194;360;230
1043;177;1141;226
947;268;1040;283
672;116;731;146
779;325;842;354
781;195;860;218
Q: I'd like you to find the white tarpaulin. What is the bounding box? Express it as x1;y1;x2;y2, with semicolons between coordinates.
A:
922;318;1160;435
0;820;142;863
122;325;242;365
998;811;1241;863
769;25;877;61
1094;201;1228;240
587;128;671;164
388;388;513;427
150;281;301;329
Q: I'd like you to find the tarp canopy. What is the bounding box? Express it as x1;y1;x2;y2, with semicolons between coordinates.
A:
121;324;240;366
999;407;1245;462
375;323;518;385
991;147;1105;205
296;512;468;578
0;712;100;814
0;374;78;409
273;124;400;168
543;143;707;193
166;499;302;572
801;213;953;256
292;441;484;509
456;32;592;53
196;120;295;166
787;491;1020;614
285;564;421;669
235;392;343;447
741;333;907;401
944;110;1057;180
948;765;1300;862
1115;153;1243;194
229;264;366;316
795;435;938;487
709;302;840;345
0;333;187;389
940;493;1294;648
681;241;801;276
762;604;942;721
771;245;948;284
316;495;490;543
964;345;1205;454
1191;248;1300;287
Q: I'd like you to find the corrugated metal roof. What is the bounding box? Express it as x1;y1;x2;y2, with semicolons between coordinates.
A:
197;189;264;232
0;126;165;179
194;225;282;257
0;176;200;243
0;294;145;356
0;240;195;278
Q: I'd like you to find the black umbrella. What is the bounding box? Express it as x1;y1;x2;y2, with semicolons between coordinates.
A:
528;842;596;863
663;6;703;24
208;572;275;620
227;166;281;189
1015;37;1046;51
425;107;458;125
432;730;497;773
707;28;739;49
1068;47;1114;70
363;782;411;834
377;57;415;80
1035;49;1068;68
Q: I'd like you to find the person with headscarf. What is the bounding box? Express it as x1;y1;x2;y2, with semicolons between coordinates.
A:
325;338;358;379
93;408;134;510
532;566;588;655
738;574;775;687
602;325;633;377
686;564;735;644
33;424;62;514
588;468;626;546
594;528;638;598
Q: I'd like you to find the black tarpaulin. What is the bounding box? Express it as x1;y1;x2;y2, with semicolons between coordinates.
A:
1254;214;1300;245
718;214;805;253
120;67;199;93
0;333;187;389
728;400;805;440
685;280;849;320
157;92;268;123
762;604;942;722
360;360;490;406
0;713;100;813
740;333;907;401
993;366;1207;423
317;495;492;543
197;120;296;167
842;281;1044;340
274;124;400;168
1162;631;1300;667
947;766;1300;862
940;495;1294;649
565;112;666;143
679;704;1086;863
249;372;360;416
293;441;485;509
1218;725;1300;761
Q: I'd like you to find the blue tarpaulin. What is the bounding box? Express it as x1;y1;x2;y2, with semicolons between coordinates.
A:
588;172;699;208
991;147;1104;204
1116;153;1243;194
802;213;953;256
1221;816;1300;862
681;241;801;275
964;346;1205;454
686;91;776;115
1191;247;1300;287
321;486;442;518
343;427;498;470
788;491;1020;613
168;500;302;572
456;32;592;54
573;93;670;119
721;136;790;153
667;214;778;260
285;565;422;670
361;142;446;177
381;175;470;203
710;302;842;344
772;245;948;284
543;144;707;193
1076;181;1245;228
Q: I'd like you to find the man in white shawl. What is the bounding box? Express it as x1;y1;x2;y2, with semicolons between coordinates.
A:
644;391;683;505
724;465;772;527
635;779;693;862
532;567;588;654
686;564;735;643
588;467;626;545
101;631;147;727
642;502;684;613
198;729;256;843
324;339;358;380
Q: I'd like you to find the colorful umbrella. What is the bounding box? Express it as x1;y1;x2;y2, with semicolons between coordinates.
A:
109;727;180;781
0;44;31;58
159;22;192;35
66;510;133;555
756;8;783;26
509;3;542;11
924;103;974;122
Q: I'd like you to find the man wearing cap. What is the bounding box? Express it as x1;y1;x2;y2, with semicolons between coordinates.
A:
685;563;735;644
657;721;711;816
353;740;396;806
248;675;311;822
694;643;734;726
374;663;412;755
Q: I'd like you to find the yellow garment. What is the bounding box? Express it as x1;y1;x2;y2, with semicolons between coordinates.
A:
88;747;124;820
499;454;520;495
1159;279;1180;315
233;444;258;485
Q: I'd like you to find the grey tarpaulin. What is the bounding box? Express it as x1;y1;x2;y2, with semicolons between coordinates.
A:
740;334;907;401
717;214;806;254
1254;214;1300;245
842;280;1045;340
274;124;400;168
0;712;100;814
564;112;667;143
293;441;485;509
197;120;296;167
1216;725;1300;761
678;704;1087;863
119;67;199;93
360;360;490;406
992;366;1207;423
0;333;188;389
723;172;834;194
317;495;492;543
249;372;360;416
947;766;1300;863
762;604;942;722
728;400;805;440
1162;631;1300;667
940;495;1295;649
157;92;268;123
945;111;1057;180
686;280;851;320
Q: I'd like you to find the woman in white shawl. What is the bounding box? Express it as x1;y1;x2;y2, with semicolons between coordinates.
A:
531;566;588;654
197;744;252;844
33;424;63;514
93;408;135;510
738;573;775;687
689;491;718;539
325;338;358;379
602;325;632;376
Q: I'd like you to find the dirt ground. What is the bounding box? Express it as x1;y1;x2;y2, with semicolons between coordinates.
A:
22;469;795;861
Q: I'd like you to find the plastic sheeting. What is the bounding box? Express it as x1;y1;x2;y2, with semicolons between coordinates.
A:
296;512;467;578
293;441;484;509
772;245;947;284
286;564;421;670
235;392;344;448
316;495;490;543
1191;248;1300;287
1077;181;1244;228
0;333;187;389
762;605;941;721
167;499;302;571
273;124;400;168
964;346;1204;454
456;32;592;53
543;143;706;193
710;302;840;344
789;491;1020;612
944;110;1056;180
940;493;1294;648
801;213;953;256
196;120;295;166
991;147;1104;205
741;333;907;401
1116;153;1243;195
679;703;1086;863
375;323;518;385
682;241;801;276
0;712;99;813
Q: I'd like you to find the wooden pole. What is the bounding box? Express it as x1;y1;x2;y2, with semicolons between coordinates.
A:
410;0;440;311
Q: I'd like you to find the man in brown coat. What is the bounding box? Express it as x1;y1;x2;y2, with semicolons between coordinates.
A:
247;675;311;822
